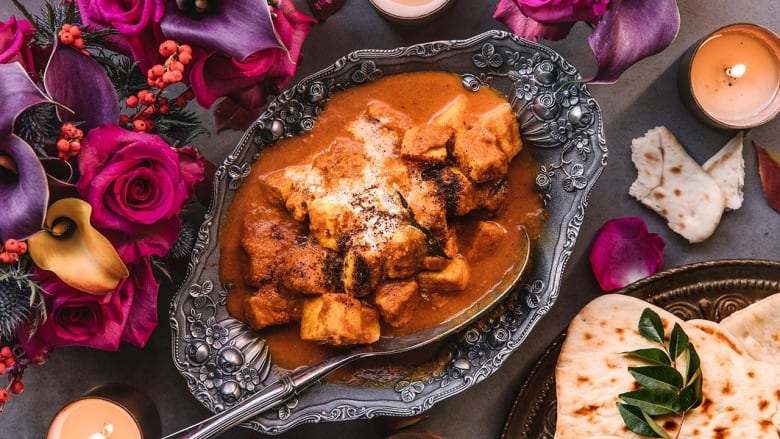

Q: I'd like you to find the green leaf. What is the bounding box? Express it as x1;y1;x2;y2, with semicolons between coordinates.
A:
617;403;663;438
624;347;671;366
675;371;703;411
641;409;674;439
638;308;665;344
686;342;701;383
618;388;679;416
668;323;689;360
628;365;683;391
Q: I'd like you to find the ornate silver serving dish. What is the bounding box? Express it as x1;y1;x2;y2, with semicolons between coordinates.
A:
170;29;606;434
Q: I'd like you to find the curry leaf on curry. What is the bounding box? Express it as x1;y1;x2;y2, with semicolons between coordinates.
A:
396;191;449;259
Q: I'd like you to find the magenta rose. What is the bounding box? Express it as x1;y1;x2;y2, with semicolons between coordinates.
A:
76;0;166;71
76;124;204;264
0;14;37;78
518;0;609;24
19;261;159;356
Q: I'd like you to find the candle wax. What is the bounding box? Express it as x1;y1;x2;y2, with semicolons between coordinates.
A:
47;398;142;439
390;0;437;5
690;30;780;124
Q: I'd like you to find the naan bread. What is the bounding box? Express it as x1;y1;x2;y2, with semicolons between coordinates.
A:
703;131;745;211
629;127;725;243
555;294;780;439
720;293;780;362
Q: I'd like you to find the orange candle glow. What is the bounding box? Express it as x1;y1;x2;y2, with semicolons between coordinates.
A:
369;0;453;24
46;384;160;439
680;24;780;129
47;398;142;439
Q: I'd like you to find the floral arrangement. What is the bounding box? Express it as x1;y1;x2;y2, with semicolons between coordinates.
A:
0;0;320;409
494;0;681;83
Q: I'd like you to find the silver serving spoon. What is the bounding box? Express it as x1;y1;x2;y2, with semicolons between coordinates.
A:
165;227;530;439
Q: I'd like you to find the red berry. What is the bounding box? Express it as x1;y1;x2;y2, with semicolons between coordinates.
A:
0;364;5;375
132;120;147;132
126;95;139;108
159;40;178;57
10;380;23;395
3;239;19;253
177;44;192;55
0;252;16;264
150;64;165;78
59;31;74;45
3;357;14;367
0;347;11;358
73;37;85;50
119;114;130;124
69;140;81;152
178;51;192;65
15;242;26;254
61;23;72;32
0;389;8;403
142;105;156;117
158;104;170;115
169;60;185;73
69;26;82;38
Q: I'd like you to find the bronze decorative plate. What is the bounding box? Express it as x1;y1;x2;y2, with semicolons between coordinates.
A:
500;259;780;439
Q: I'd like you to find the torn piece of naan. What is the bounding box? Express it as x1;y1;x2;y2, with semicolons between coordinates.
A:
703;131;745;211
628;127;725;243
555;294;780;439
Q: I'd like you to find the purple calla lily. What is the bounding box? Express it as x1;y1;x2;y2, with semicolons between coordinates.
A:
0;135;49;240
0;62;53;240
586;0;680;83
161;0;284;62
44;41;120;132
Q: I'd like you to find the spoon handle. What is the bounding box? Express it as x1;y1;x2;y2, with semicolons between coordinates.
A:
164;351;363;439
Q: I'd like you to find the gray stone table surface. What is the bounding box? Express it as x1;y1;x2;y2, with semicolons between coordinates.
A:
1;0;779;438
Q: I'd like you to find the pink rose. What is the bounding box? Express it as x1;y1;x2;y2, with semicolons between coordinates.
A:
76;124;204;264
0;14;37;79
19;261;159;356
518;0;609;24
76;0;166;71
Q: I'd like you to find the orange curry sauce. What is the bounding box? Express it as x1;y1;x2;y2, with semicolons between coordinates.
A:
219;71;544;381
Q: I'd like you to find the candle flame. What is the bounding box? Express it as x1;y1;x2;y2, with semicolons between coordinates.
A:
87;423;114;439
726;64;747;79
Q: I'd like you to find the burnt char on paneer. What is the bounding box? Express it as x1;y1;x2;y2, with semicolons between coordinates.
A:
242;284;303;330
300;293;381;345
373;279;420;328
241;206;303;287
342;246;382;297
277;240;341;296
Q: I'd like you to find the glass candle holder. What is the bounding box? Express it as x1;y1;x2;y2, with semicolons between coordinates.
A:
369;0;454;24
47;383;161;439
678;23;780;129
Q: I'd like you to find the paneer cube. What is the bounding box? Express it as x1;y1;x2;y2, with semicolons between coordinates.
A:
260;166;320;221
400;124;452;164
383;225;427;279
308;198;359;251
277;241;339;295
457;220;508;263
242;285;303;330
365;100;413;136
452;127;508;183
300;294;381;345
373;279;419;328
476;103;523;160
417;254;470;292
342;246;382;296
437;167;480;216
430;94;470;131
240;207;302;287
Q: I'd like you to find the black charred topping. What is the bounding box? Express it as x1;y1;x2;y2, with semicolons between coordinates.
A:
324;253;344;293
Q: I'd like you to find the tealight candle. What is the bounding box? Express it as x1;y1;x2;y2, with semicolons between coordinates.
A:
369;0;454;24
679;23;780;129
47;384;160;439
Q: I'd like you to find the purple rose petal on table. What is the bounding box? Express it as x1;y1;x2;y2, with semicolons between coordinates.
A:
44;41;120;132
589;217;665;291
586;0;680;83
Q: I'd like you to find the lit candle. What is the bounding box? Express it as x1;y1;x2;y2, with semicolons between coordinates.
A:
369;0;453;24
679;23;780;129
47;384;160;439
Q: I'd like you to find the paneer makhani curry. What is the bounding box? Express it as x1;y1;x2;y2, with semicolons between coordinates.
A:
220;71;543;369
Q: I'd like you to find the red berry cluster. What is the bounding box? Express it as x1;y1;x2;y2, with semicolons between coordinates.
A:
55;122;84;160
121;40;194;132
58;24;89;56
0;346;23;404
0;239;27;264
